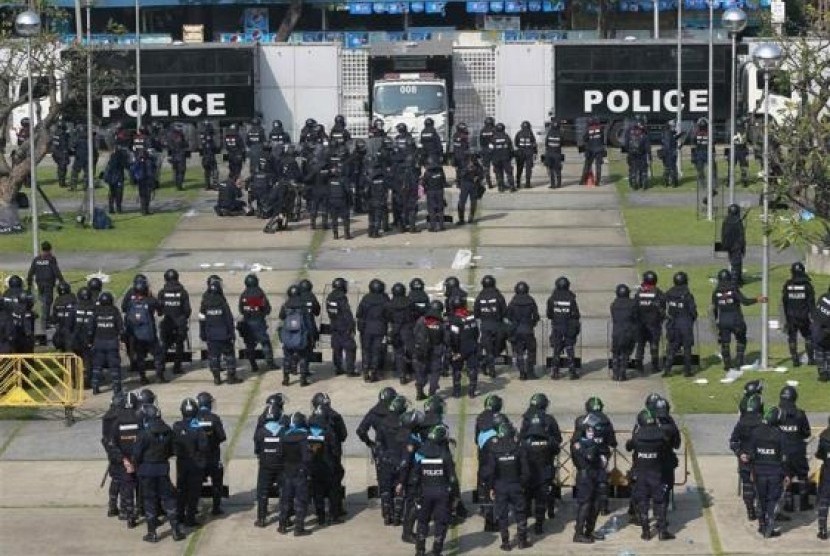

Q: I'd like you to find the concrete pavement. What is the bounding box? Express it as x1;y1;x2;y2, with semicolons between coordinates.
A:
2;154;828;555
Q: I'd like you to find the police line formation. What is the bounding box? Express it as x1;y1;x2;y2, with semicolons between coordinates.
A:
36;112;741;230
5;246;830;394
101;379;828;550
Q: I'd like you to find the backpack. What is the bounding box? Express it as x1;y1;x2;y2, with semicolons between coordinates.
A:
280;308;310;350
126;299;155;342
93;207;113;230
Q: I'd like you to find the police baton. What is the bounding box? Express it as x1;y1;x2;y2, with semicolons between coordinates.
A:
99;465;109;489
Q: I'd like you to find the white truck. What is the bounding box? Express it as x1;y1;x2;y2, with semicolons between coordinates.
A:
371;72;450;145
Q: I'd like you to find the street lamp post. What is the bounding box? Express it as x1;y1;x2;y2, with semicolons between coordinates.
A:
653;0;660;39
15;10;42;258
722;7;747;206
84;0;94;224
753;42;783;371
706;0;714;221
135;0;141;130
676;1;682;178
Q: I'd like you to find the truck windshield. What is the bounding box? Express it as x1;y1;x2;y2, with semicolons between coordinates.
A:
373;83;446;116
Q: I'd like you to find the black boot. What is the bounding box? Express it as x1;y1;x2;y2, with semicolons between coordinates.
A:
255;498;267;527
819;524;828;540
641;524;652;541
432;532;446;556
658;528;675;541
800;490;813;511
517;531;531;549
415;536;427;556
143;520;159;543
456;208;465;226
573;504;593;543
108;499;119;518
171;521;186;541
500;531;512;551
249;357;260;373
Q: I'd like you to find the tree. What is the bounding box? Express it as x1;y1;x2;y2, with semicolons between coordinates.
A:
762;7;830;250
568;0;620;38
0;4;123;232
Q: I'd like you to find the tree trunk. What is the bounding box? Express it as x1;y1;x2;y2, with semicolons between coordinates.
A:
276;1;304;43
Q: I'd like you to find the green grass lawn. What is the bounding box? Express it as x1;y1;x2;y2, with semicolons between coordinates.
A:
609;155;763;196
624;205;766;247
666;343;830;414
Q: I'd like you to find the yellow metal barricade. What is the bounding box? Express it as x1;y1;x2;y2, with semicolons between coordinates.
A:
0;353;84;424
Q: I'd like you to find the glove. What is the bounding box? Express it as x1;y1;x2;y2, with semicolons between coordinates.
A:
365;440;376;450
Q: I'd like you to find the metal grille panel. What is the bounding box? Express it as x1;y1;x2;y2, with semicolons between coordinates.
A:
340;48;370;138
452;46;497;150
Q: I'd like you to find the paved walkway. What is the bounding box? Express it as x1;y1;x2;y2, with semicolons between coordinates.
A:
1;155;828;555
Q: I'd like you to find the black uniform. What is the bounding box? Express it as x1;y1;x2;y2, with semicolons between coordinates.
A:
413;312;447;399
71;294;95;385
633;284;667;374
253;415;286;526
167;128;188;190
815;421;830;539
385;292;415;382
544;124;564;188
89;304;124;394
366;166;390;237
413;439;458;556
546;289;581;379
479;122;496;188
223;131;245;182
246;123;266;175
307;159;331;230
489;129;515;192
521;417;561;530
199;128;219;189
624;124;650;190
446;305;480;398
506;291;540;380
664;285;698;376
197;404;228;515
813;291;830;381
199;289;238;384
659;125;681;187
514;126;537;188
50;125;71;188
327;170;353;239
51;291;76;351
215;179;246;216
423;165;447;232
133;415;183;541
778;400;812;511
474;286;507;377
571;425;612;543
482;433;530;548
712;281;757;370
172;416;208;525
278;296;314;385
105;400;141;524
729;406;764;519
130;152;157;215
610;295;639;381
456;154;484;225
356;290;390;381
691;125;717;192
277;424;312;534
580;121;605;185
451;128;470;173
27;250;64;329
746;421;786;537
782;276;816;366
158;280;191;374
124;294;166;383
721;212;747;285
626;420;673;539
325;288;357;376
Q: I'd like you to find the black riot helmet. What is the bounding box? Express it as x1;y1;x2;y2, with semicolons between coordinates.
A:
111;391;126;409
428;424;448;443
180;398;199;419
396;122;408;134
244;274;259;288
207;274;222;287
555;276;570;291
779;385;798;404
139;388;157;406
644;392;663;412
495;123;506;133
272;119;283;129
207;280;222;295
424;396;445;416
354;139;367;152
717;269;732;284
87;277;103;294
529;392;549;411
298;279;313;293
642;270;658;286
401;409;424;430
7;275;23;289
98;292;114;306
481;275;496;289
265;393;286;411
57;282;71;296
585;396;604;413
444;276;460;292
637;409;656;427
334;114;345;127
77;287;91;302
378;386;397;405
427;300;444;317
484;394;503;413
744;394;763;414
291;411;307;429
332;277;348;292
391;283;406;297
521;120;531;130
727;203;740;216
196;391;214;410
424;117;434;127
163;269;179;283
305;118;316;128
497;421;515;440
744;379;763;397
311;392;332;409
615;284;630;298
514;281;529;295
762;406;782;426
389;395;408;415
484;116;495;127
456;122;468;132
287;285;300;298
409;278;425;291
790;262;806;278
369;279;385;294
373;118;384;130
251;116;261;126
673;271;688;286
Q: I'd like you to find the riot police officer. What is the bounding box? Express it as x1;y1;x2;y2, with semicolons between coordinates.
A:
247;156;275;217
26;240;64;330
506;281;540;380
692;117;717;194
167;124;188;190
446;295;480;398
277;412;312;536
546;276;581;380
456;151;484;225
131;149;157;215
366;163;390;238
739;379;764;415
475;395;505;532
733;131;750;187
626;409;675;540
199;276;240;385
357;279;389;382
278;285;314;387
721;204;747;285
514;120;537;188
105;391;140;527
625;119;650;190
711;269;762;371
729;393;764;521
610;283;638;381
196;391;227;516
306;152;331;230
451;122;470;176
157;269;191;376
479;116;496;188
409;278;430;319
778;385;812;513
544;117;564;189
633;270;667;375
580;117;605;186
224;124;246;182
326;277;357;376
386;283;415;384
173;398;208;527
374;394;408;526
51;281;75;352
253;402;286;527
396;153;421;233
483;421;532;550
246;117;266;175
658;121;681;187
123;275;166;384
813;285;830;382
520;394;562;531
199;122;220;190
413;424;458;556
571;413;611;544
238;273;278;372
420;117;443;166
413;300;447;400
490;123;515;192
815;416;830;540
50;121;71;188
423;161;447;232
781;261;816;367
475;275;507;379
663;271;698;377
746;407;786;537
327;164;353;240
357;386;398;493
71;286;95;387
89;292;124;395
